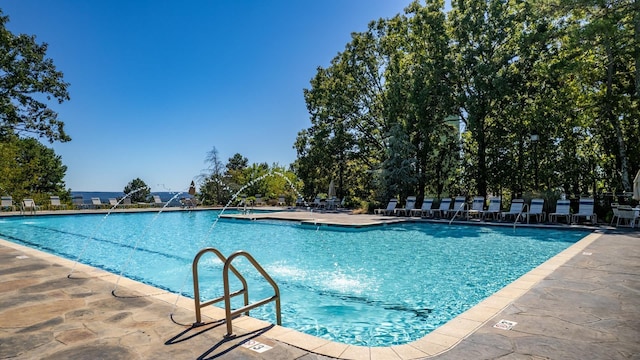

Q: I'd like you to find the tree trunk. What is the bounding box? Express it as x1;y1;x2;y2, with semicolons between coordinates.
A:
417;146;427;203
605;40;631;190
476;119;488;198
635;0;640;98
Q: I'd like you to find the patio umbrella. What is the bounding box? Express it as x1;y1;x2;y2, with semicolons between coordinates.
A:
188;180;196;196
633;169;640;200
327;180;336;199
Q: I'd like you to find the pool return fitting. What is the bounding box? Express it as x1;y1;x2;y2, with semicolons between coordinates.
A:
192;248;281;338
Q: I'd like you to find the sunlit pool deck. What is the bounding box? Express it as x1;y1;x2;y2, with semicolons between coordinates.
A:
1;207;638;359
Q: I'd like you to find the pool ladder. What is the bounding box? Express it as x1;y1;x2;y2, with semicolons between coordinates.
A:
192;248;281;337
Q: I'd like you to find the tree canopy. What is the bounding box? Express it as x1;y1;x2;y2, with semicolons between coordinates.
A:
294;0;639;208
0;10;71;143
0;136;69;202
198;147;302;206
123;178;150;203
0;9;72;204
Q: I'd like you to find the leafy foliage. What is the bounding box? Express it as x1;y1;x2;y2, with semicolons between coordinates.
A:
294;0;640;208
123;178;150;203
0;11;70;143
0;136;69;202
198;148;303;206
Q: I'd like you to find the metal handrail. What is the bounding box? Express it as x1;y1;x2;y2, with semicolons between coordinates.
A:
448;198;468;225
192;248;249;325
223;250;281;337
513;204;529;230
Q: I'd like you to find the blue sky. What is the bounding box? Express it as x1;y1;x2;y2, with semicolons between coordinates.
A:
3;1;410;192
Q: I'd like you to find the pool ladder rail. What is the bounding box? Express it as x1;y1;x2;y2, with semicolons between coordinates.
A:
192;248;281;338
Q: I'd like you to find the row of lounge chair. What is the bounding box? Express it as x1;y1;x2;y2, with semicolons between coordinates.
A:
375;197;600;225
72;195;170;209
236;194;275;207
0;195;178;214
236;195;343;209
1;196;45;214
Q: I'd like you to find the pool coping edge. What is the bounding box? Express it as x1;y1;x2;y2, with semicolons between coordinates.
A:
0;230;601;360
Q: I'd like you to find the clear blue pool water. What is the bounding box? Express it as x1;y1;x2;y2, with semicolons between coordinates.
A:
0;211;590;346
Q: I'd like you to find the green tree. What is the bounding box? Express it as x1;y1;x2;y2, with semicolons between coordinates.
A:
448;0;526;197
262;163;302;204
294;0;639;206
224;153;249;195
0;136;69;202
298;24;388;204
555;0;639;192
379;0;458;201
123;178;150;203
0;10;71;143
298;1;459;206
239;162;270;200
226;153;248;172
378;123;416;201
198;147;230;205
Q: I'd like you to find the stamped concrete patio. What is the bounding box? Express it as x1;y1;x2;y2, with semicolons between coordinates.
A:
0;209;638;359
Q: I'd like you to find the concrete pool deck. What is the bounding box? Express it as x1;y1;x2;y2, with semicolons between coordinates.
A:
0;208;638;359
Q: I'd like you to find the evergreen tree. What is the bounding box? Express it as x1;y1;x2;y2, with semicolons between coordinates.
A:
123;178;150;203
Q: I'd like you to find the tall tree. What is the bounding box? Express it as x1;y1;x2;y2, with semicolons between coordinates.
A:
448;0;525;197
123;178;150;203
0;11;70;143
380;0;457;200
199;147;229;205
0;136;68;200
295;0;638;206
226;153;248;172
224;153;249;195
298;27;388;201
557;0;639;191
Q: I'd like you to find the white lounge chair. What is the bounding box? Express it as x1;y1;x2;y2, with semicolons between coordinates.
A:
109;198;119;208
549;199;571;224
91;197;104;209
433;198;452;218
501;199;525;222
411;198;434;217
72;195;86;209
610;203;620;225
1;196;15;211
444;196;466;219
21;198;39;214
152;195;165;207
616;205;639;228
524;198;545;223
50;196;67;210
374;199;398;215
465;197;485;220
277;195;286;206
572;198;597;225
480;197;501;221
395;196;417;216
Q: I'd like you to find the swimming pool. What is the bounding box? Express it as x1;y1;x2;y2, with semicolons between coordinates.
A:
0;211;589;346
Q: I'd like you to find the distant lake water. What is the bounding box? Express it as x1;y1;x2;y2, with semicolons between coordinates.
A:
71;191;188;206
